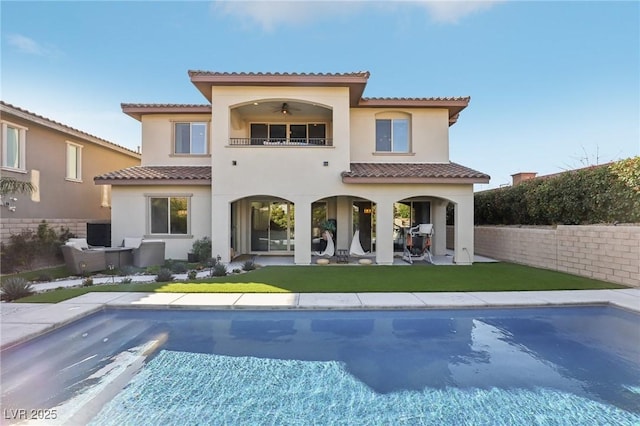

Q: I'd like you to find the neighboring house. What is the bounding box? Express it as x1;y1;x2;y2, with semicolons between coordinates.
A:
0;101;141;244
95;71;489;264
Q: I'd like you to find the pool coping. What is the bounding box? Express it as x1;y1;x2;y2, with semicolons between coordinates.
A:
1;289;638;350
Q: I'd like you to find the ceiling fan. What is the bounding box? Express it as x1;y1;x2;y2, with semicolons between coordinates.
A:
272;102;299;115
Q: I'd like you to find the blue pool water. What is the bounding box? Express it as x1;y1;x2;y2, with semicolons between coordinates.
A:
1;306;639;425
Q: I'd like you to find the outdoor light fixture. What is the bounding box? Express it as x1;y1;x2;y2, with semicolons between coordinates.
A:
0;196;18;212
323;161;329;167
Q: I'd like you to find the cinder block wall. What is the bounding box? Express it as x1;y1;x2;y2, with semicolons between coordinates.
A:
1;218;88;244
458;225;640;287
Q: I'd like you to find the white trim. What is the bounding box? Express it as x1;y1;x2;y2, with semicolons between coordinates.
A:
65;141;83;182
1;121;27;172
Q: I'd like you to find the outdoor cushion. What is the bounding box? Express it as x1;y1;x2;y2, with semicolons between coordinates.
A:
124;237;143;249
67;238;89;250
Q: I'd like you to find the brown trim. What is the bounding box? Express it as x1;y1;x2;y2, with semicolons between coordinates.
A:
94;179;211;186
121;104;212;121
342;176;490;184
188;71;370;106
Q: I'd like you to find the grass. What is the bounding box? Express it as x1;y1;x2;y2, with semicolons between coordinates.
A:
1;265;70;283
16;262;626;303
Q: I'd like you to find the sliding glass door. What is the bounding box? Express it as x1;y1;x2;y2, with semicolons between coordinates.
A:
250;201;295;252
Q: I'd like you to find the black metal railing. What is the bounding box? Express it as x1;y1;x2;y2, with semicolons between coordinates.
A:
229;138;332;146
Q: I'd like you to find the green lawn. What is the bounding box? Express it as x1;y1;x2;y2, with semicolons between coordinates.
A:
17;263;626;303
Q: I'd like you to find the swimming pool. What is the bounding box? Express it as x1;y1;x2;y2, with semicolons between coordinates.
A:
1;306;639;425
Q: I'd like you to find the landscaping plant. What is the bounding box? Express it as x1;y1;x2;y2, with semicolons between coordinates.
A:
1;277;35;301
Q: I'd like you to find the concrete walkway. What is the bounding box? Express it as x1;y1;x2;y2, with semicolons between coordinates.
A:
2;288;638;350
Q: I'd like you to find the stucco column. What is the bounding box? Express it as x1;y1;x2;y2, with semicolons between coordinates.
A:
375;199;394;265
294;199;311;265
432;200;447;255
336;196;351;251
212;195;231;263
453;196;474;265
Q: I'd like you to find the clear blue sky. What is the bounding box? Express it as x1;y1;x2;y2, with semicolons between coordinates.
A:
2;1;638;189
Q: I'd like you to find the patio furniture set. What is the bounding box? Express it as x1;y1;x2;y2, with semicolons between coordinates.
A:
61;237;165;274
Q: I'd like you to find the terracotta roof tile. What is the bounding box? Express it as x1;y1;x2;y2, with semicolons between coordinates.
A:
95;166;211;183
342;163;490;183
188;71;370;78
120;103;211;108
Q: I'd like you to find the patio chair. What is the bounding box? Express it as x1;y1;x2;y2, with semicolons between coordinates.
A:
402;224;433;264
125;239;166;268
313;230;335;257
349;230;369;257
61;244;107;275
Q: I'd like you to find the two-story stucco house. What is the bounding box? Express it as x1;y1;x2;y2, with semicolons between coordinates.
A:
0;101;141;245
95;71;489;265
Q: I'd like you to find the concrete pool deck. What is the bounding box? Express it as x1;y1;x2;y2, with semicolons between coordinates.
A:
1;288;639;350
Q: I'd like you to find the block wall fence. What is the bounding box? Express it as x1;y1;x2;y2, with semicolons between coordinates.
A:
447;225;639;287
1;218;88;244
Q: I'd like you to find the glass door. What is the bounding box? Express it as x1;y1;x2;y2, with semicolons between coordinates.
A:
251;201;295;252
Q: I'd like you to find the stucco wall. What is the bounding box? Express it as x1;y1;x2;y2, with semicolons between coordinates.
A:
465;225;639;287
350;108;449;163
110;185;212;260
140;114;211;166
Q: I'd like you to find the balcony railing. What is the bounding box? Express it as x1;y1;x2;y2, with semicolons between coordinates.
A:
229;138;333;146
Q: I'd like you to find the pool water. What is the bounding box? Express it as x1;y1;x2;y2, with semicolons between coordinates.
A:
2;306;639;425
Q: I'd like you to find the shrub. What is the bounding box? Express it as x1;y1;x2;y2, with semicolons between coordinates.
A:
156;268;174;282
187;270;198;280
1;277;34;301
171;262;188;274
120;277;133;284
82;277;93;287
232;268;241;274
119;265;138;276
242;260;256;271
191;237;212;263
475;159;640;225
211;263;227;277
36;273;53;282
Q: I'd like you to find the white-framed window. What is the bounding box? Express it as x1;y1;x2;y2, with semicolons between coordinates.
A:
1;121;27;172
66;142;83;181
376;118;410;153
174;122;207;154
147;195;190;235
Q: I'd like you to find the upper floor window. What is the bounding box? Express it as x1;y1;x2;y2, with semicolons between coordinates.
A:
175;122;207;154
1;121;27;172
149;195;189;235
376;118;409;153
66;142;83;181
250;123;326;145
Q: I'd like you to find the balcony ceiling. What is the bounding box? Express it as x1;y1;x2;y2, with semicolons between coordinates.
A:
233;101;332;120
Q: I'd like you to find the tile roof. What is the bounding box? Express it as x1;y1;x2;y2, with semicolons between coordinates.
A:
188;71;371;78
121;104;211;121
361;96;470;102
94;166;211;184
342;163;490;184
0;101;140;157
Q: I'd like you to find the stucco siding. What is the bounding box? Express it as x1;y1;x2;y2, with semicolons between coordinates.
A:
110;185;211;260
140;114;212;166
349;108;449;163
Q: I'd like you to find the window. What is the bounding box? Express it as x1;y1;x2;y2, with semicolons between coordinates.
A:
376;119;409;153
66;142;82;181
175;122;207;154
250;123;326;145
149;196;189;235
1;121;27;171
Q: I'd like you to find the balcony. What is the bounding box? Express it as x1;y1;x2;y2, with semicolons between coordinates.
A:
229;138;333;146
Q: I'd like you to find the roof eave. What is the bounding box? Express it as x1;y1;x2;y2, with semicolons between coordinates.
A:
121;104;212;121
342;176;490;184
188;71;370;105
94;178;212;186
